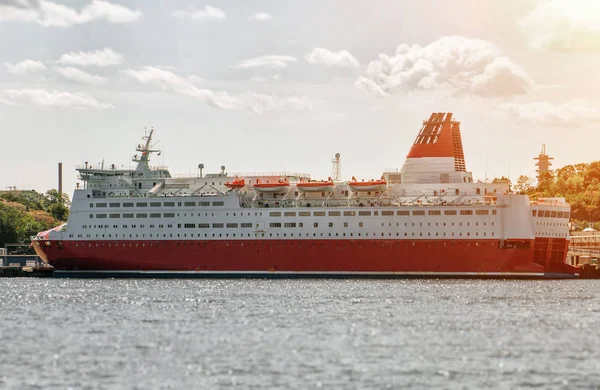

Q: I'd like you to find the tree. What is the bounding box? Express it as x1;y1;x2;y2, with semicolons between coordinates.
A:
514;175;534;195
43;189;70;221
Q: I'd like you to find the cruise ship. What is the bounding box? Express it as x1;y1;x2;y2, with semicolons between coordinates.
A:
32;113;579;278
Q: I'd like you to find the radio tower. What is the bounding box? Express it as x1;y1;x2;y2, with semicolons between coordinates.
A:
534;144;553;180
331;153;341;181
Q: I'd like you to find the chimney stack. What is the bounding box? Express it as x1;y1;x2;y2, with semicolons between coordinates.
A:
58;162;63;195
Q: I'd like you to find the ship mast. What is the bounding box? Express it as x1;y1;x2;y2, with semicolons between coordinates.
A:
132;128;161;172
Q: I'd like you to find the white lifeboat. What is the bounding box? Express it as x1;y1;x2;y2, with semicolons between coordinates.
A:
253;178;290;193
296;177;335;193
348;176;387;192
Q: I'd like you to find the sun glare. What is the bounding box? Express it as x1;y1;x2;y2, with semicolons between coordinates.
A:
549;0;600;23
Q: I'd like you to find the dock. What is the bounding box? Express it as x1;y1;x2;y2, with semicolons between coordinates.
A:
0;265;55;278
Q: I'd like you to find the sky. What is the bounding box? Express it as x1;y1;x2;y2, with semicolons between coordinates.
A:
1;0;600;196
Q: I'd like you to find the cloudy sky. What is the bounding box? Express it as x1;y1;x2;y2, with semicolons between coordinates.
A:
1;0;599;195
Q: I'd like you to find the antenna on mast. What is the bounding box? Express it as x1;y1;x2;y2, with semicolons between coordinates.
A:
331;153;341;181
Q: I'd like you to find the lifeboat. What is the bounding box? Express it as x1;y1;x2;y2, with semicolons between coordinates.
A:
348;176;387;192
253;178;290;193
297;177;335;193
224;177;245;189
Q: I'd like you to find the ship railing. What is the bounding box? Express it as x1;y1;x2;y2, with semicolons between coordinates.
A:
76;164;169;171
230;172;311;179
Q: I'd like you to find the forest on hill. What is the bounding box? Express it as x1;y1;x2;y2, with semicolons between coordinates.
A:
514;161;600;230
0;189;69;247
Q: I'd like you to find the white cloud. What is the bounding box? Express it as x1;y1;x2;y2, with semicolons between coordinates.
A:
5;59;46;74
244;93;316;114
305;48;360;69
521;0;600;52
53;66;107;86
232;55;297;70
356;36;534;98
1;88;113;109
0;1;38;22
0;0;141;27
56;48;123;67
122;66;239;109
251;12;272;21
172;5;226;22
494;101;600;127
122;66;317;114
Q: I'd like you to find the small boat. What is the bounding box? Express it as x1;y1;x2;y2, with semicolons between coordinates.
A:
348;176;387;192
297;177;335;193
224;177;245;189
253;178;290;193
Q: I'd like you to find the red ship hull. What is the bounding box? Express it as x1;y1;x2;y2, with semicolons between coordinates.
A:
33;238;577;277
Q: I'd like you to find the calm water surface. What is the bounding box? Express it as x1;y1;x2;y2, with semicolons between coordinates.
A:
0;279;599;389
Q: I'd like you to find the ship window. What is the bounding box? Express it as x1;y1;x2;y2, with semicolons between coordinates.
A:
136;202;148;207
110;203;120;208
212;201;224;206
163;213;175;218
241;223;252;228
359;222;363;227
109;214;120;219
412;210;425;216
96;214;107;219
270;212;281;217
444;210;457;215
164;202;175;207
382;210;394;216
314;223;318;228
329;222;334;227
89;214;93;218
550;211;557;218
460;210;473;215
492;210;497;215
136;213;147;218
284;222;296;228
428;210;441;215
184;223;196;228
344;222;348;227
227;223;238;228
270;223;281;228
199;223;209;228
284;212;296;217
299;222;303;228
314;211;326;216
358;211;371;216
213;223;224;228
184;201;196;207
564;212;570;218
96;203;107;208
150;202;161;207
476;210;488;216
343;211;356;216
89;203;93;208
328;211;341;216
123;202;133;208
397;210;409;216
299;211;311;217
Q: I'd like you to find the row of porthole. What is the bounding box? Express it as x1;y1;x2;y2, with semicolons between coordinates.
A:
71;230;497;239
67;240;496;249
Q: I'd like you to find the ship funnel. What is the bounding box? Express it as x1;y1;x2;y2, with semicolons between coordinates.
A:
400;112;472;184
